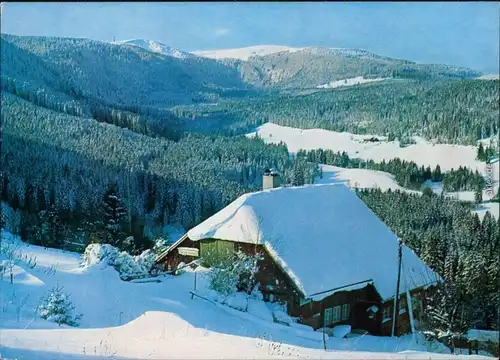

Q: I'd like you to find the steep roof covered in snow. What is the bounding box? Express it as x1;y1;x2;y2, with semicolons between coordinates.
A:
187;184;439;301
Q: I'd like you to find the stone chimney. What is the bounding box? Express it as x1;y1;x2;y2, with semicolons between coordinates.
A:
263;168;280;190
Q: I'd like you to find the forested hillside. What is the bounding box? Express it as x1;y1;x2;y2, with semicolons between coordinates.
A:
1;92;318;251
1;34;252;108
234;47;482;89
358;188;499;333
177;79;499;145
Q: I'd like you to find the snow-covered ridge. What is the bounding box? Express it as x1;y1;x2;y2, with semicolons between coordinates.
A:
191;45;305;61
317;76;388;89
114;39;193;59
475;74;500;80
191;45;399;62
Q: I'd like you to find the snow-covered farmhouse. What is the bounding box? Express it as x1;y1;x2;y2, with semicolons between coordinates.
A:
156;172;440;336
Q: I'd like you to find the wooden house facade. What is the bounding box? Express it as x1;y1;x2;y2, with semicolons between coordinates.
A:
157;234;434;337
156;181;440;337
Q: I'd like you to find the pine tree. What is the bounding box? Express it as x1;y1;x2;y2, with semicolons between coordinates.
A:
474;185;483;204
432;165;442;182
39;284;83;327
291;160;305;186
102;183;127;247
477;143;485;161
427;282;468;352
38;207;65;248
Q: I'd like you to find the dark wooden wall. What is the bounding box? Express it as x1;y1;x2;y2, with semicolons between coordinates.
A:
157;237;434;337
160;237;200;271
294;284;382;332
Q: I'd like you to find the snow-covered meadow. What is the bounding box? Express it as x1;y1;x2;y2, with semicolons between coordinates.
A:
248;123;499;218
0;230;494;359
316;76;388;89
247;123;498;176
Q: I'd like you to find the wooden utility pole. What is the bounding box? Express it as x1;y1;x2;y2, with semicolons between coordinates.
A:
127;172;132;234
322;303;327;350
391;239;403;337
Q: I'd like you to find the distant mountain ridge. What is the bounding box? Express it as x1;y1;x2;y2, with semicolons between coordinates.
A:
115;39;194;59
111;38;482;89
2;33;485;113
191;45;305;61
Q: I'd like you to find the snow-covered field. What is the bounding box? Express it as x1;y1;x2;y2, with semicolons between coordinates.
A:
248;123;499;199
192;45;304;61
249;123;499;218
317;76;388;89
0;230;493;360
316;165;418;194
315;165;499;219
248;123;498;175
475;74;499;80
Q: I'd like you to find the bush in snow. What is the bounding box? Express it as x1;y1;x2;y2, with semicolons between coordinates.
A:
122;236;136;254
82;243;155;277
39;285;82;327
207;265;238;296
153;237;169;255
82;243;119;266
205;250;263;297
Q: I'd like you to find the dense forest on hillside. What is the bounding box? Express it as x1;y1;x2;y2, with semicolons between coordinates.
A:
176;79;499;145
1;93;318;251
357;188;499;333
297;149;486;192
1;34;250;107
235;47;481;89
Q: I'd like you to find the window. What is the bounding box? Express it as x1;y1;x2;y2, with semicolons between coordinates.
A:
324;308;333;327
383;306;392;321
332;305;342;323
324;305;344;326
341;304;350;321
399;297;407;309
399;297;407;314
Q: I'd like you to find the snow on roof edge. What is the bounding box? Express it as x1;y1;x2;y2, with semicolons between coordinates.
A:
177;184;440;300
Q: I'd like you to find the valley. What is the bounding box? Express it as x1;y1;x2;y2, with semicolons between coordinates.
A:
1;17;499;359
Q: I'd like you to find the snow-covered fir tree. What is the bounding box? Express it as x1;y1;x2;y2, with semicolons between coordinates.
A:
39;284;83;327
102;183;127;247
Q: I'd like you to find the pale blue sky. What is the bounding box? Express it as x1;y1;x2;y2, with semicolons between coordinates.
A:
2;2;499;73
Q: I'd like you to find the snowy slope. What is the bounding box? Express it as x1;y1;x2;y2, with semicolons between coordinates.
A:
316;165;419;194
317;166;499;219
317;76;388;89
247;123;500;185
0;231;491;360
192;45;305;61
187;184;439;300
115;39;193;59
475;74;500;80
